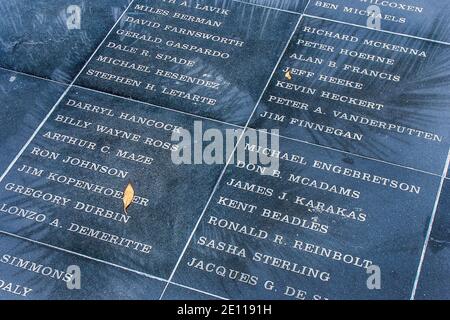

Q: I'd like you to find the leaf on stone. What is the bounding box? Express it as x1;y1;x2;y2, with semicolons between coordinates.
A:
285;69;292;80
123;183;134;215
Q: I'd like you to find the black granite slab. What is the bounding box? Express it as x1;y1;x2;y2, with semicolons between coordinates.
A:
0;86;235;281
75;0;299;125
0;0;449;301
168;132;443;299
248;16;450;174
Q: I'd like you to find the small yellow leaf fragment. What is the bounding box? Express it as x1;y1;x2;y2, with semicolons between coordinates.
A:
123;183;135;215
285;69;292;80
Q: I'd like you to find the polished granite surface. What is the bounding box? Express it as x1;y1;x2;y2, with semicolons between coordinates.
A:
0;69;67;174
0;0;449;300
248;15;450;174
74;0;299;125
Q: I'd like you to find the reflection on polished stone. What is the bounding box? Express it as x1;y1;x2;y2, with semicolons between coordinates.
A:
0;86;234;280
0;0;449;301
249;16;450;174
0;0;131;82
238;0;308;13
415;179;450;300
0;234;165;299
0;69;67;174
171;132;442;299
75;0;299;125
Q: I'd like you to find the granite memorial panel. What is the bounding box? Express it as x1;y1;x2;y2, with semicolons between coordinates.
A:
0;86;235;281
75;0;299;125
169;132;444;299
0;0;449;300
249;16;450;174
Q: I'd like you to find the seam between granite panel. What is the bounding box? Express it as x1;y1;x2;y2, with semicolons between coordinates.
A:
0;66;68;88
303;14;450;46
248;128;444;178
158;12;306;301
1;64;445;178
410;148;450;300
305;0;312;14
0;0;448;300
0;230;228;300
231;0;450;46
0;0;136;183
0;0;229;301
0;230;165;282
69;85;245;129
0;66;245;130
169;281;229;300
2;61;446;179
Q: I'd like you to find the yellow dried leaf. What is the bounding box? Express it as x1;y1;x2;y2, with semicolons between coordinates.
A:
123;183;134;215
285;70;292;80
